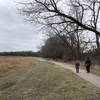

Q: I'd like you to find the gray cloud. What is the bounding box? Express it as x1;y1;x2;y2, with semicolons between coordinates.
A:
0;0;44;52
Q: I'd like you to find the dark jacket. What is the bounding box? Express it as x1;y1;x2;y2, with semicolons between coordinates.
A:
85;59;92;67
75;61;80;67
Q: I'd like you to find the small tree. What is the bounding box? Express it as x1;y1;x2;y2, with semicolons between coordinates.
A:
41;36;75;60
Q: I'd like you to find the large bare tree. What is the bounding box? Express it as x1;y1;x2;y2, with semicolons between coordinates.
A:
19;0;100;35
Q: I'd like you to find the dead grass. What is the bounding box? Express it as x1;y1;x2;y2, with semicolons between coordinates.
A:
0;56;37;76
0;56;100;100
91;65;100;76
0;56;25;72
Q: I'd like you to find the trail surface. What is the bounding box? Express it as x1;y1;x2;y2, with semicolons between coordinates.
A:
37;58;100;88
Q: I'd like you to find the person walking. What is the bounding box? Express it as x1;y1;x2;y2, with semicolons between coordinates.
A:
75;60;80;73
85;57;92;73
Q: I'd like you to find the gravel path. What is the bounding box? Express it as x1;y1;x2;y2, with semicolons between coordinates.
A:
36;58;100;88
52;61;100;88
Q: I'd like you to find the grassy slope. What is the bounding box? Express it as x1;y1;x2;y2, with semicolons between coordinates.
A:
91;67;100;76
0;57;100;100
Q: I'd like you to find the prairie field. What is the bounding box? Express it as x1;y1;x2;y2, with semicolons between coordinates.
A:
0;56;100;100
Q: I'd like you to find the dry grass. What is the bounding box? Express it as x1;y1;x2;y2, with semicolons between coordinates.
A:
91;65;100;76
0;56;100;100
0;56;37;76
0;56;23;73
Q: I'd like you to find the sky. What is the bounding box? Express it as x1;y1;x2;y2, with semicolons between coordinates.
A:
0;0;45;52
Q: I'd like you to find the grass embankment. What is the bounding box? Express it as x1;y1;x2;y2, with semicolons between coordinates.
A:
0;56;100;100
91;66;100;76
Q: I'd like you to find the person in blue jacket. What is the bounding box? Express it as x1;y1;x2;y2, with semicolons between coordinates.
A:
75;60;80;73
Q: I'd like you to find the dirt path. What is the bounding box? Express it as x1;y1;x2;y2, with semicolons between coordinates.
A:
36;58;100;88
52;61;100;88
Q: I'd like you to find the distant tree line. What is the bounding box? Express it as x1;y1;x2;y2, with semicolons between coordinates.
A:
0;51;41;57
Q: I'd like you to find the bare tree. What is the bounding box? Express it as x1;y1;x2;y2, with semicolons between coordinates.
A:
19;0;100;36
44;20;86;59
70;0;100;48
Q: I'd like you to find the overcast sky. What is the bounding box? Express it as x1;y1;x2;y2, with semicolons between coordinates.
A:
0;0;45;52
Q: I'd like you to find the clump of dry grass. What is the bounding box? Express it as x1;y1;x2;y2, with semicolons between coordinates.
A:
0;56;37;75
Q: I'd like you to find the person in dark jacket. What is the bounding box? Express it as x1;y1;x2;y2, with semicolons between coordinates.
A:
85;57;92;73
75;60;80;73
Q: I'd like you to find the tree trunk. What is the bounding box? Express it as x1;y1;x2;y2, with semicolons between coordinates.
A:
95;34;100;66
96;34;100;49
